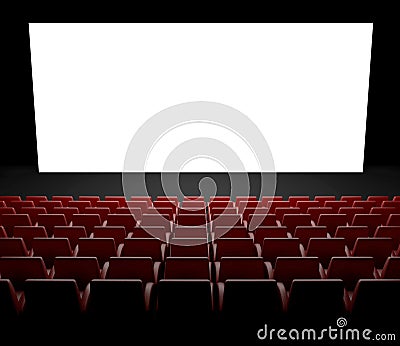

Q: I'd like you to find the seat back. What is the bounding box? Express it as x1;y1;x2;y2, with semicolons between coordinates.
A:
32;238;73;268
305;238;347;267
0;279;21;322
261;238;301;264
105;257;155;282
92;226;126;245
380;257;400;279
13;226;48;250
77;238;116;266
120;238;164;261
352;238;394;268
53;226;87;248
217;257;265;282
334;226;369;249
294;226;329;247
253;226;289;244
37;214;67;236
165;257;210;280
214;238;257;260
0;238;29;257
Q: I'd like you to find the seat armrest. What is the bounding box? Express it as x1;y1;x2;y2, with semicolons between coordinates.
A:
374;268;382;279
345;246;351;256
101;262;109;279
73;245;79;256
144;282;155;312
153;261;161;283
319;264;326;278
299;244;305;256
287;232;292;238
49;267;55;278
160;244;166;261
89;233;94;238
127;232;133;238
117;243;124;256
214;262;221;282
254;243;262;257
276;220;282;226
217;282;225;311
277;282;288;312
343;288;351;312
248;232;254;241
264;261;273;278
81;284;91;312
213;244;217;261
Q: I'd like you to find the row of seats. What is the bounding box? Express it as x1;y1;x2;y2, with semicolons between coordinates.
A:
1;277;399;328
1;255;399;293
1;236;399;267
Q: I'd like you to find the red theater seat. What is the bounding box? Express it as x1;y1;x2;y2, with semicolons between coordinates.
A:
351;214;383;236
374;225;400;249
53;207;79;223
0;226;6;238
340;196;362;204
67;200;91;213
76;238;116;266
177;214;206;226
352;200;377;212
307;207;333;223
334;226;369;249
324;200;349;213
0;257;48;291
84;207;110;223
0;238;31;257
296;200;320;213
387;214;400;226
378;257;400;279
9;200;34;213
265;201;290;213
261;238;303;265
237;200;261;214
118;238;166;262
131;226;169;242
71;214;102;234
317;214;347;236
102;257;159;282
287;279;346;325
91;226;126;245
338;207;365;224
23;279;82;319
275;207;301;223
79;196;100;207
13;226;47;250
212;226;248;239
53;257;101;291
32;238;73;268
370;207;397;224
242;207;268;224
246;214;277;229
169;238;209;258
164;257;211;280
25;196;47;206
215;257;266;282
210;196;231;202
236;196;257;206
106;214;137;231
104;196;128;207
37;214;67;236
131;196;153;207
0;207;16;217
326;256;375;291
52;196;74;207
351;238;394;268
173;226;208;239
281;214;312;234
381;200;400;211
211;214;242;231
37;200;63;213
294;226;329;247
305;238;347;268
53;226;87;249
141;214;171;231
0;279;21;322
213;238;258;260
270;257;323;290
351;279;400;328
314;196;336;204
0;196;21;206
83;279;152;322
367;195;389;206
217;279;285;322
1;214;32;237
253;226;289;245
20;207;47;225
95;200;119;213
288;196;309;207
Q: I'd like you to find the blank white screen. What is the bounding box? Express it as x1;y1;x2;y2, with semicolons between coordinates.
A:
30;23;372;172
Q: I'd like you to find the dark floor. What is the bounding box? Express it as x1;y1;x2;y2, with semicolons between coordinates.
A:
0;166;399;200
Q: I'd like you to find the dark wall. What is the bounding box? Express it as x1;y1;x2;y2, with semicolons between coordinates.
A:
2;21;398;168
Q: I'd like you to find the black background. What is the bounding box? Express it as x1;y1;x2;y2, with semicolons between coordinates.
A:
1;14;399;169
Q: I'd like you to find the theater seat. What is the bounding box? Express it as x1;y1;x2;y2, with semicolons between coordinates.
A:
213;238;258;261
95;200;119;213
84;207;110;223
156;279;213;321
9;200;34;213
305;238;347;268
0;226;6;238
37;200;63;213
71;214;102;234
261;238;303;265
105;196;128;208
131;226;169;242
53;257;101;291
323;200;349;213
351;214;383;236
53;226;87;249
338;207;365;224
23;279;82;319
252;226;289;245
217;279;285;323
169;238;209;258
351;237;394;268
53;207;79;223
79;196;100;206
326;256;375;291
67;200;91;213
287;279;346;326
212;226;248;239
25;195;47;206
52;196;73;207
374;226;400;249
275;207;301;223
37;213;68;236
350;279;400;328
378;257;400;279
76;238;116;266
387;214;400;226
118;238;166;262
0;279;21;322
0;257;49;291
294;226;329;247
102;257;159;283
317;214;347;236
1;214;32;237
164;257;211;280
270;257;324;290
13;226;48;250
0;238;31;257
32;238;73;268
83;279;153;323
307;207;333;223
173;226;208;239
91;226;126;245
334;226;369;250
215;257;266;282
